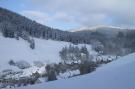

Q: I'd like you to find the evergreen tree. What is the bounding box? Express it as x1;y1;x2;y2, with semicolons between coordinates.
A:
81;46;89;60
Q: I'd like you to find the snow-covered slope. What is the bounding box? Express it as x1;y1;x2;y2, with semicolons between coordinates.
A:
70;25;128;37
10;53;135;89
0;36;97;71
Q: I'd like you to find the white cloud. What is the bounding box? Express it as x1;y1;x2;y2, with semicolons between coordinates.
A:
53;12;75;23
21;10;50;24
21;10;76;26
25;0;135;28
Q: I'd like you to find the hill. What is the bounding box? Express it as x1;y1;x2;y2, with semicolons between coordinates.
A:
9;53;135;89
0;35;99;76
1;7;135;56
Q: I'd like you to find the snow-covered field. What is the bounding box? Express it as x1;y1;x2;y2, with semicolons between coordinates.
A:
0;35;120;89
0;36;97;63
8;53;135;89
0;36;98;75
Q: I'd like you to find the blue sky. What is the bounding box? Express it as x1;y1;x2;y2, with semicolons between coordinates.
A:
0;0;135;30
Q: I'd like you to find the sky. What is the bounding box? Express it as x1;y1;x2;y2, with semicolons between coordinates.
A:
0;0;135;30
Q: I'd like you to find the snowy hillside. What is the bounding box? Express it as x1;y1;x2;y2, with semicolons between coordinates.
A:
9;53;135;89
70;25;128;37
0;36;97;63
0;34;119;89
0;36;98;74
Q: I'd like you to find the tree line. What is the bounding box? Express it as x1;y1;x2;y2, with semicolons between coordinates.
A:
0;7;135;55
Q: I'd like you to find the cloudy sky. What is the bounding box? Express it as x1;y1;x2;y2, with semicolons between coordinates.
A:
0;0;135;30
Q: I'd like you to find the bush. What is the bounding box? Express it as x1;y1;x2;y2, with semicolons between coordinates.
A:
15;60;31;69
29;39;35;49
79;61;96;75
45;64;57;81
32;71;40;79
8;59;15;66
33;61;44;68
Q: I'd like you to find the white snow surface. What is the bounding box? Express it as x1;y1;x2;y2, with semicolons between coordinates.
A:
57;70;80;79
0;36;97;72
8;53;135;89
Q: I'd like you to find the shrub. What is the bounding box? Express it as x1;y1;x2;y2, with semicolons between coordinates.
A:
33;61;44;68
45;64;57;81
15;60;31;69
8;59;15;66
79;61;96;75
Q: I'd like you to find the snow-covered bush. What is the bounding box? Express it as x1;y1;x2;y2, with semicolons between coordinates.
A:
29;39;35;49
8;59;15;66
8;60;31;69
31;71;40;79
2;69;14;75
33;61;44;68
58;70;80;79
0;83;7;88
45;64;57;81
59;45;89;64
91;40;104;54
15;60;31;69
79;61;97;75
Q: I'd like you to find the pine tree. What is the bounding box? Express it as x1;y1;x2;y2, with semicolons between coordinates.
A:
81;46;89;60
